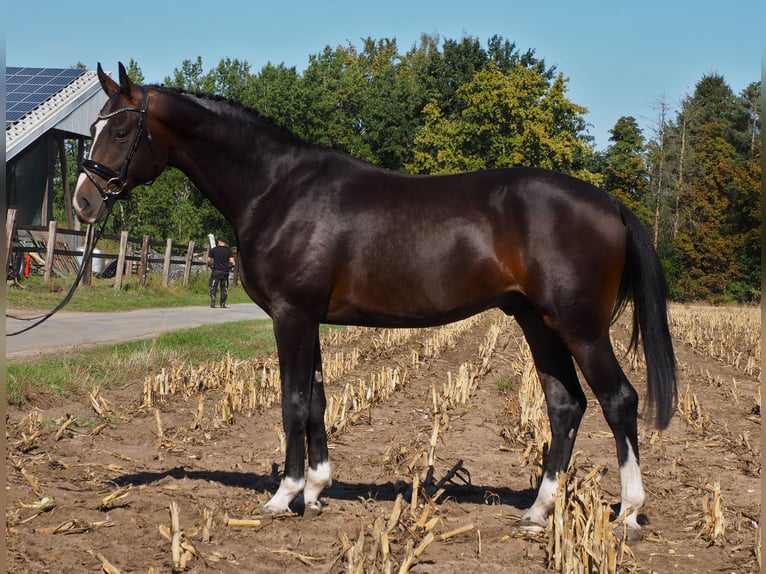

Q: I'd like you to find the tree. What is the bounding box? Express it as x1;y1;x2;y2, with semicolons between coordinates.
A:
297;39;421;170
669;75;761;301
247;63;305;134
300;44;367;154
602;116;650;223
164;57;210;92
57;42;757;303
354;38;420;169
126;59;145;84
408;100;480;174
408;63;593;177
206;58;251;101
739;81;761;157
674;121;738;299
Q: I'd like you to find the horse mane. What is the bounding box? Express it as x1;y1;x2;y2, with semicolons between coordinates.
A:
148;84;311;147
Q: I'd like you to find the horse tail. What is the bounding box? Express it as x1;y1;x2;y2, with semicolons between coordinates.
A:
612;199;677;430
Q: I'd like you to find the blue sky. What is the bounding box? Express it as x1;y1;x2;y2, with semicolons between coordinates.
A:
6;0;761;150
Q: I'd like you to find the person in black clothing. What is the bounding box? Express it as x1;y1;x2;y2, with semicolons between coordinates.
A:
207;237;235;308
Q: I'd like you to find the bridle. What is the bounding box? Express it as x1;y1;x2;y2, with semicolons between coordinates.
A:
80;85;159;202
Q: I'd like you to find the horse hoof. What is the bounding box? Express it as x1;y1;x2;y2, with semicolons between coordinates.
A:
615;524;643;542
304;500;323;517
516;518;547;537
261;502;291;516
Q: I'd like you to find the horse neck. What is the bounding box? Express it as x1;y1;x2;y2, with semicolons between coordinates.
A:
155;90;293;227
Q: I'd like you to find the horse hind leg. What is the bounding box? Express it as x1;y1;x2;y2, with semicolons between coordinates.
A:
571;336;645;539
511;305;587;532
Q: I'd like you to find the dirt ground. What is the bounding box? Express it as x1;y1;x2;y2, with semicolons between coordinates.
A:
5;308;761;573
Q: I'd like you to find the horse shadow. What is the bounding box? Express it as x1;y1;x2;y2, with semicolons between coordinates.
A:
114;461;537;516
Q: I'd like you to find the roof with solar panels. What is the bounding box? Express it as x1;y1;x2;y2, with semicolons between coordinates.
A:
6;66;107;160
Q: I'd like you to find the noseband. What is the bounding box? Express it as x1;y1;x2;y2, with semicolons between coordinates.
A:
80;86;159;202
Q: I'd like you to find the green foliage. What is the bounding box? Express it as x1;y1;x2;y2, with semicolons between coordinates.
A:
408;63;594;176
602;116;652;224
52;37;758;304
647;75;761;302
246;62;305;130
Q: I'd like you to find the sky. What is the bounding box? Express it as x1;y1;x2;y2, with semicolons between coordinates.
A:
5;0;761;151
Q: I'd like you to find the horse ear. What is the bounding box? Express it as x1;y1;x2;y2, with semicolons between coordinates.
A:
97;63;120;97
118;62;134;94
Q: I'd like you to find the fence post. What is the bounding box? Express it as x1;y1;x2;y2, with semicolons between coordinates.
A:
125;244;134;278
183;240;195;286
162;238;173;287
43;220;57;283
114;230;129;291
5;208;17;276
139;235;150;287
231;253;239;288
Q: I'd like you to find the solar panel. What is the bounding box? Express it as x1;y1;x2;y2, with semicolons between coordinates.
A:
6;67;88;128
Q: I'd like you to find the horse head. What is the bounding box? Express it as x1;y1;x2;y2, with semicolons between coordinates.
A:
73;62;167;224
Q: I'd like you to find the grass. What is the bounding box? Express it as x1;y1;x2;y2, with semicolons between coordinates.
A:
6;319;277;407
6;271;275;406
6;272;252;313
6;274;347;407
496;377;515;394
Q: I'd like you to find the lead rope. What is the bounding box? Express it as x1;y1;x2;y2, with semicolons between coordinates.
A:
7;222;105;336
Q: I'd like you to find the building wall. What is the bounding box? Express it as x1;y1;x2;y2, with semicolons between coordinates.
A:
6;137;53;226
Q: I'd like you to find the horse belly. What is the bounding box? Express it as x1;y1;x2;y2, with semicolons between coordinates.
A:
326;249;518;328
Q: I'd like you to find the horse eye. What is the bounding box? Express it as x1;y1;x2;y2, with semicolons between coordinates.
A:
115;129;129;141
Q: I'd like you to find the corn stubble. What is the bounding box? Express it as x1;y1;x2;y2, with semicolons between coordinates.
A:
125;306;758;571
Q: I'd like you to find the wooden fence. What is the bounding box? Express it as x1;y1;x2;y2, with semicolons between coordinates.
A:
6;209;237;290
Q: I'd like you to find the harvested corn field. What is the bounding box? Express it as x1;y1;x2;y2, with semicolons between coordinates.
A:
6;305;761;573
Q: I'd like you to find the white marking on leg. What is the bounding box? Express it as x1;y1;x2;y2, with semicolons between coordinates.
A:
303;460;332;513
262;475;305;514
521;473;558;527
619;438;645;531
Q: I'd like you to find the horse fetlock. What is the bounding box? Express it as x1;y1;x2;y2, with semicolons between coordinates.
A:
525;473;558;519
262;475;305;515
619;438;645;532
306;460;332;486
303;460;332;510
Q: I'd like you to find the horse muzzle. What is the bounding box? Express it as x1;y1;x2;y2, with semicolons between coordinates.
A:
73;172;112;224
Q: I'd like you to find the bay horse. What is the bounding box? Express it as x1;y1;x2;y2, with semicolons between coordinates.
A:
74;63;676;537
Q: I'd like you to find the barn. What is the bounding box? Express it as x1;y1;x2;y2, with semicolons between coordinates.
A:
6;66;107;228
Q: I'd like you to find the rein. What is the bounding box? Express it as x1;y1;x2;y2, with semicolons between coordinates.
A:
7;222;105;336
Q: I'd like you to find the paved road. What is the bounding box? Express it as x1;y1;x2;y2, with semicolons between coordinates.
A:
6;303;270;358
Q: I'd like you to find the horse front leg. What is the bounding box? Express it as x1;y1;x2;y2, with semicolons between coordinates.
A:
303;336;332;516
262;313;323;515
